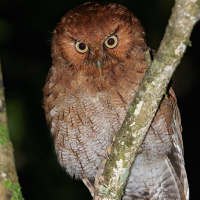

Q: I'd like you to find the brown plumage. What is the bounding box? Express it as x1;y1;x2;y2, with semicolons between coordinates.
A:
43;2;189;199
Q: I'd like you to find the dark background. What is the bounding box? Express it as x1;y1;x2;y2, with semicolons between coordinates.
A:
0;0;199;199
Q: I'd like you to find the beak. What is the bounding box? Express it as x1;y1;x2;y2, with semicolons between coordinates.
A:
96;60;102;74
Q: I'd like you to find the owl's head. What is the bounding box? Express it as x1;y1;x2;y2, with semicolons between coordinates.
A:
51;2;147;75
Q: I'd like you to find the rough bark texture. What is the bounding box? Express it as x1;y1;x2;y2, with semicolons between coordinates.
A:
94;0;200;199
0;60;24;200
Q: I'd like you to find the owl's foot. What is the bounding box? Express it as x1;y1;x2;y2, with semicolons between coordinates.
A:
94;143;112;195
94;159;106;192
82;158;108;197
82;144;111;197
82;177;96;197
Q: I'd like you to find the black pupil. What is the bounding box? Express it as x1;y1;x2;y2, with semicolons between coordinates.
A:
107;38;115;46
79;43;86;50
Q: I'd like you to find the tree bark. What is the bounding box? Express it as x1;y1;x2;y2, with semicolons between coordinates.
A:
0;60;24;200
94;0;200;199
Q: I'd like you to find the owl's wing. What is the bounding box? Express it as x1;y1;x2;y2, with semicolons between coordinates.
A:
123;87;189;200
167;87;189;199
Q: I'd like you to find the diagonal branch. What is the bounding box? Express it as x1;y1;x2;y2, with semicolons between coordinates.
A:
94;0;200;199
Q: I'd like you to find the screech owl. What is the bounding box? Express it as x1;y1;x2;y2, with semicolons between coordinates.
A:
43;2;189;199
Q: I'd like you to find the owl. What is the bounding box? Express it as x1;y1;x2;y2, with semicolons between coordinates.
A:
43;2;189;199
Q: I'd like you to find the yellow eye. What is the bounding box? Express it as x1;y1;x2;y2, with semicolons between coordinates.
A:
75;42;88;53
105;35;118;49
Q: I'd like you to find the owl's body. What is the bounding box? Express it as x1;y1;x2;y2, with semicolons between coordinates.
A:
43;2;188;199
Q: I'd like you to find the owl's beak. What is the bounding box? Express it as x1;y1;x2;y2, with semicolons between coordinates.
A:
96;60;102;74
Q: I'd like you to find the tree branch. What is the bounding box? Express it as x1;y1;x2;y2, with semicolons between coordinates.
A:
0;60;24;200
94;0;200;199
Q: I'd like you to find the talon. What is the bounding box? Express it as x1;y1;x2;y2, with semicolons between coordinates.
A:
138;147;143;154
99;176;104;185
106;144;112;157
111;134;116;142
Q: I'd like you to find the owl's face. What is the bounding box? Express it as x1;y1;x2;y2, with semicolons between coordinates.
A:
51;2;146;75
